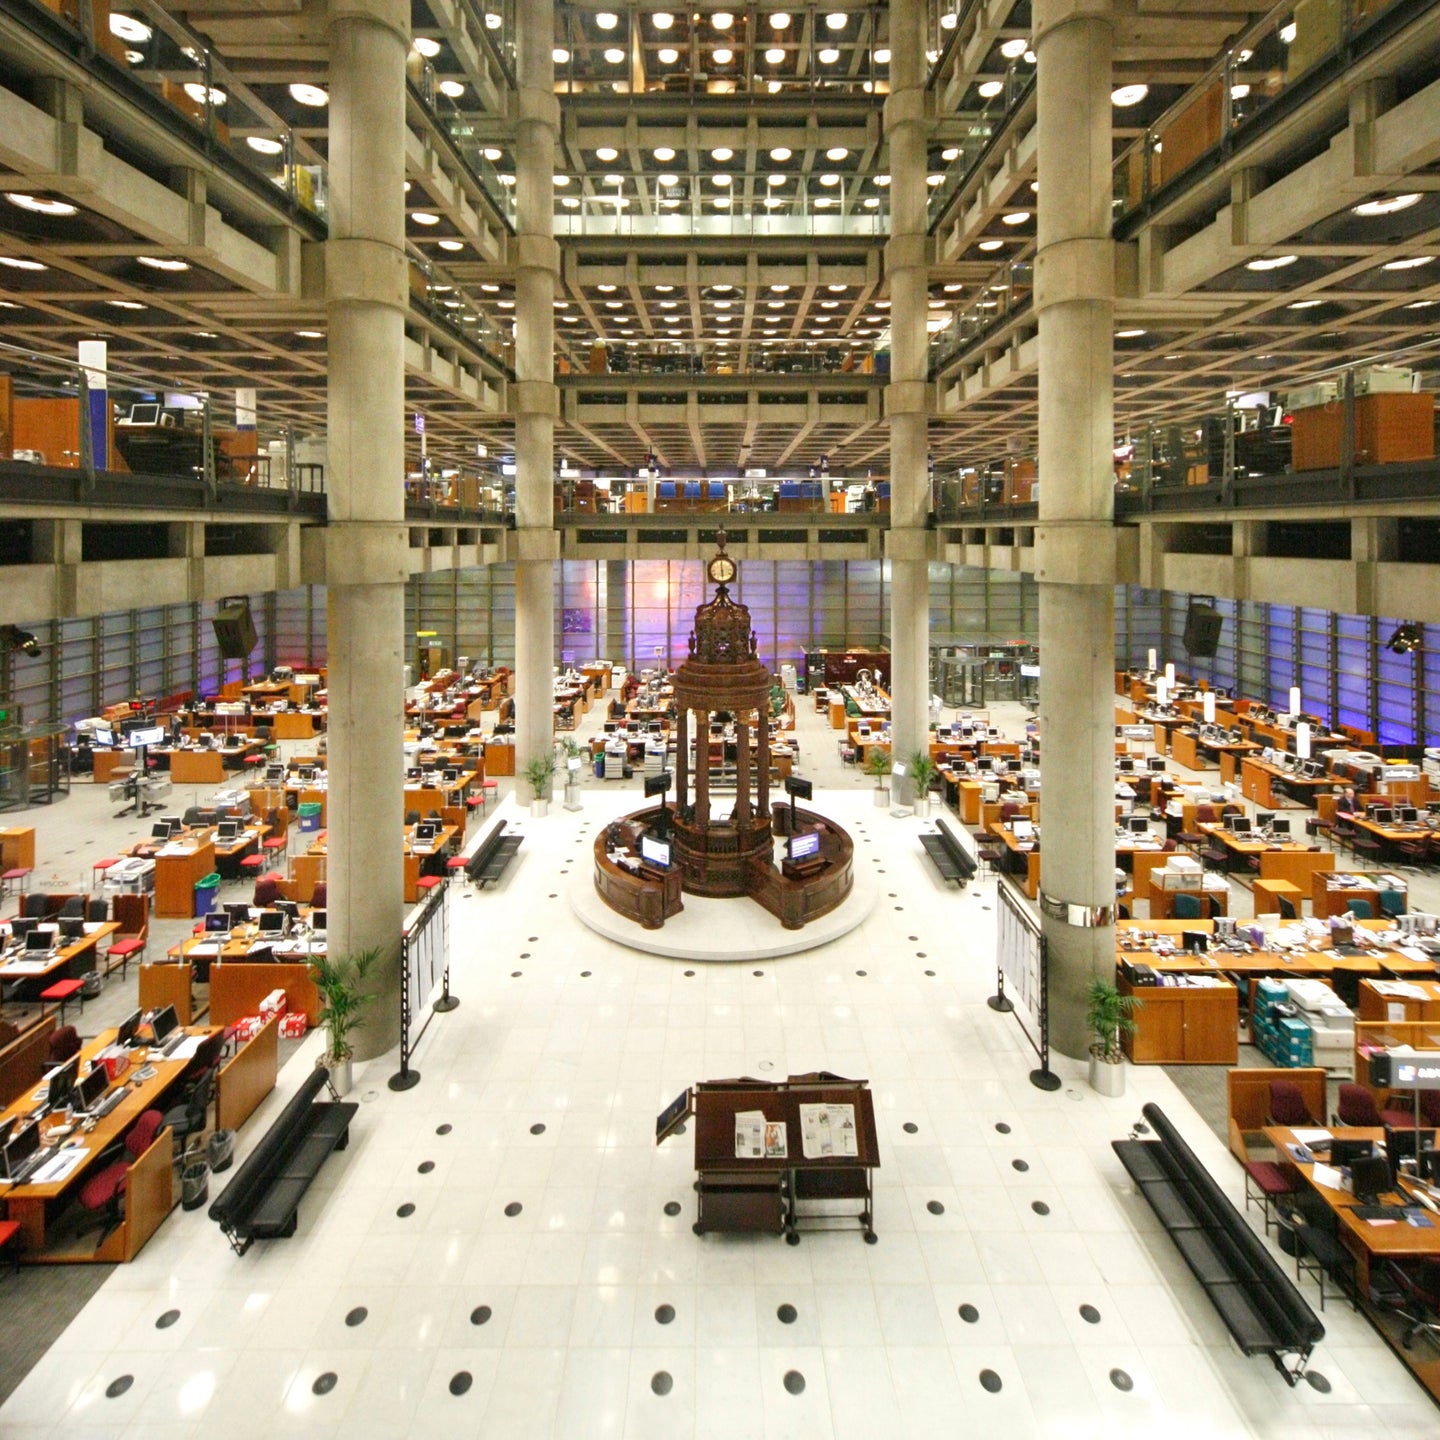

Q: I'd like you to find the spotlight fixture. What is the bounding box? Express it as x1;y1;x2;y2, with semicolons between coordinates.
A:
0;626;41;658
1386;623;1422;654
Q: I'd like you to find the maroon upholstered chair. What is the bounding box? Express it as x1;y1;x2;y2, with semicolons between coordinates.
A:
252;875;284;909
46;1025;81;1066
77;1110;165;1237
1334;1084;1383;1129
1267;1080;1317;1128
309;883;326;909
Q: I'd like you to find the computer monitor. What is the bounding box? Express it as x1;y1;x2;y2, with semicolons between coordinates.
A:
128;726;166;749
1118;758;1134;774
24;928;55;952
2;1121;40;1179
789;830;821;862
1385;1124;1435;1182
8;917;37;942
309;909;326;933
976;757;994;772
1329;1138;1373;1167
1006;758;1023;773
1231;816;1252;835
603;721;618;733
1270;817;1291;836
74;1065;109;1113
1181;930;1208;955
116;1008;142;1046
91;725;115;749
276;900;300;921
60;917;85;940
647;721;662;734
1256;812;1273;829
1373;807;1395;826
1011;819;1034;840
415;821;439;842
257;910;286;934
1400;806;1419;824
1350;1154;1392;1203
204;912;229;934
265;763;285;782
151;820;174;841
1128;816;1149;835
1425;1149;1440;1186
128;401;160;425
639;834;671;869
224;902;250;928
46;1056;79;1113
217;819;240;840
150;1005;179;1044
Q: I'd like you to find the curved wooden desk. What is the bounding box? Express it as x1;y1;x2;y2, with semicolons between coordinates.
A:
593;824;683;929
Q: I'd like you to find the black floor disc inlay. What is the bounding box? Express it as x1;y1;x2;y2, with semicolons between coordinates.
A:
1110;1368;1133;1392
155;1309;180;1329
664;1201;682;1216
926;1200;945;1215
783;1370;806;1395
995;1122;1011;1134
106;1376;133;1399
397;1202;415;1217
436;1123;452;1135
530;1123;546;1135
902;1122;918;1134
1031;1201;1049;1215
651;1371;673;1396
654;1304;675;1325
345;1307;367;1327
471;1305;492;1326
313;1373;337;1396
1012;1159;1029;1172
1079;1304;1101;1324
418;1160;435;1174
958;1303;980;1323
777;1303;797;1324
504;1201;523;1217
449;1371;473;1396
979;1369;1002;1393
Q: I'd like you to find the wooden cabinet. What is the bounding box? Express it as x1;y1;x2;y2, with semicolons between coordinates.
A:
0;827;35;871
153;840;215;919
1120;975;1238;1064
1290;392;1435;472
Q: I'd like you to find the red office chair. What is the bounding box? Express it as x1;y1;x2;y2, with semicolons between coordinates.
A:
1267;1080;1317;1128
46;1025;81;1066
77;1110;166;1239
252;875;284;909
1334;1083;1383;1128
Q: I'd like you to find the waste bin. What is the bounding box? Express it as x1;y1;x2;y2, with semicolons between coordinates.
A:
181;1159;210;1211
298;801;322;833
1276;1208;1300;1258
194;872;221;917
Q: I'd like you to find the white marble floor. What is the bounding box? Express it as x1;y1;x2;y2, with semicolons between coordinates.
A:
2;780;1435;1439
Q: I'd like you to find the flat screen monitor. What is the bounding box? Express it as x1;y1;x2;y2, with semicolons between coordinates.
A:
46;1056;79;1113
9;917;37;940
1011;819;1034;840
1270;817;1291;836
60;917;85;940
1350;1154;1392;1202
1304;760;1324;778
224;903;250;928
785;776;813;801
415;821;438;842
116;1008;142;1046
1231;816;1252;835
276;900;299;920
643;772;671;799
976;757;994;772
1118;758;1134;774
128;401;160;425
1385;1124;1435;1181
151;820;174;841
128;726;166;749
91;726;115;749
310;910;326;933
75;1065;109;1112
204;912;229;934
1181;930;1208;954
647;721;662;734
789;830;821;862
1400;806;1419;824
257;910;286;934
639;835;671;869
603;721;618;733
265;763;285;782
217;820;240;840
150;1005;179;1043
1127;816;1149;834
1373;807;1395;826
1006;758;1023;773
24;928;55;951
1425;1149;1440;1185
1257;812;1273;829
2;1121;40;1179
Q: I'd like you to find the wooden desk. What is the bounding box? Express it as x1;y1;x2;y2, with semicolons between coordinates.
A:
92;749;132;784
0;827;36;872
1257;847;1335;894
270;711;319;740
692;1077;880;1240
1356;979;1440;1023
0;1025;217;1261
593;837;682;930
152;838;216;919
216;1014;279;1132
1350;814;1436;861
167;749;227;785
1313;871;1406;919
1197;823;1315;874
1240;757;1334;809
484;740;516;776
0;923;118;1005
138;961;198;1025
994;826;1041;899
209;960;320;1026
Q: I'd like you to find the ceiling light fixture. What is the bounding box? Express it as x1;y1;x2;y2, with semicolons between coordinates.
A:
0;256;46;270
820;173;840;186
978;238;1003;251
765;47;786;63
1286;298;1323;308
875;48;891;63
827;147;849;161
438;239;464;251
1115;327;1146;338
1000;38;1028;59
5;193;77;216
109;14;151;43
1384;255;1434;270
818;47;840;63
246;136;284;155
483;147;503;161
1110;84;1149;107
712;146;734;161
926;174;944;186
597;11;618;28
768;173;786;186
604;47;625;62
596;146;619;161
713;12;733;28
439;80;465;98
288;83;327;106
184;83;226;106
713;48;733;64
411;212;440;224
1353;193;1421;216
770;13;791;28
977;80;1003;98
413;37;441;58
1245;254;1297;270
653;146;676;162
553;47;570;63
295;329;324;338
107;299;146;309
770;146;792;162
658;47;679;63
1386;623;1422;654
137;255;189;271
652;12;674;28
657;173;679;185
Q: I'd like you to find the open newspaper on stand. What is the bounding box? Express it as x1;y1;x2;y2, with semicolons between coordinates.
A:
799;1103;859;1159
734;1111;788;1159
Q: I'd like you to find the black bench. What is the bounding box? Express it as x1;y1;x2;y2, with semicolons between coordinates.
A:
208;1065;357;1255
466;818;524;888
919;816;977;886
1113;1102;1324;1385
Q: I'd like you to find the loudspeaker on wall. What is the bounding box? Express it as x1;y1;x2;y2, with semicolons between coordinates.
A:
212;599;257;659
1183;604;1223;658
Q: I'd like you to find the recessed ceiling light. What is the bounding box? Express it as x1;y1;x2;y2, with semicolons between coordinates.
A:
827;283;847;292
767;173;787;186
863;196;879;208
712;147;734;162
941;147;960;161
873;174;891;186
926;174;945;186
813;197;833;207
0;256;46;270
874;48;891;63
1353;193;1421;216
1000;38;1028;59
413;37;441;58
940;12;957;28
978;238;1004;251
603;47;625;63
411;212;439;225
439;80;465;98
658;47;679;63
295;329;323;338
184;83;227;106
553;47;570;63
247;135;284;155
553;175;570;186
827;148;851;162
656;283;675;292
818;47;840;64
107;299;146;309
137;255;189;271
768;80;782;93
771;283;790;292
1405;299;1437;309
943;283;963;292
657;173;679;186
770;147;792;162
5;193;77;216
820;173;840;186
603;173;624;185
653;12;674;29
1245;253;1297;270
1230;83;1250;99
1115;328;1146;338
765;46;786;63
713;48;734;64
498;174;515;185
978;80;1003;98
483;147;502;161
438;239;464;251
1280;21;1296;42
713;174;731;187
1286;298;1323;308
1383;255;1434;270
497;299;513;307
826;11;847;28
770;12;792;28
1110;84;1149;107
597;11;618;28
596;147;619;161
713;11;733;28
288;83;328;106
110;14;151;43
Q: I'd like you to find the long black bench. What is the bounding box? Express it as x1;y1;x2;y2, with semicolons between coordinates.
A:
209;1065;357;1255
466;817;524;887
1113;1102;1324;1385
919;816;977;886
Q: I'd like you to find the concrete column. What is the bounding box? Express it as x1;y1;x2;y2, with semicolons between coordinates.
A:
513;0;560;783
885;0;930;791
324;0;410;1060
1033;0;1118;1059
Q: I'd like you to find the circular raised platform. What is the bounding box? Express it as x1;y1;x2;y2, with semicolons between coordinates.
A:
570;866;877;961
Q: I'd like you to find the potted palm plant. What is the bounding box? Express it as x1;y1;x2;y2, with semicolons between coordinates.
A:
864;748;892;808
312;947;380;1097
557;736;585;811
1086;975;1140;1097
908;749;935;819
523;753;556;817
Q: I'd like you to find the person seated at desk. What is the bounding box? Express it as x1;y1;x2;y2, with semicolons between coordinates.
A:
1336;786;1359;819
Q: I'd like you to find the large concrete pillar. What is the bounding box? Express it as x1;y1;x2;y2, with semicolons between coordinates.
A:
1033;0;1119;1058
513;0;560;785
885;0;930;790
324;0;410;1059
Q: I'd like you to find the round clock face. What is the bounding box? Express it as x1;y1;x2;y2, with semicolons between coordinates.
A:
709;556;736;585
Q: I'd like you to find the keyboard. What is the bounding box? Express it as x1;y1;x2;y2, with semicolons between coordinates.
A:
154;1032;186;1059
1352;1205;1411;1221
91;1089;126;1118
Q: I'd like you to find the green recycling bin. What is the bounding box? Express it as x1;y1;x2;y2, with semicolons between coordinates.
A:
194;872;222;917
298;801;323;833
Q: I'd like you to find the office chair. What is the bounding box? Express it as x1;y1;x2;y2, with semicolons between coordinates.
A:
1344;898;1373;920
1293;1217;1357;1311
1334;1083;1383;1128
1172;893;1203;920
46;1025;81;1066
252;875;284;909
1377;1258;1440;1350
162;1070;216;1159
1267;1080;1317;1128
77;1110;166;1241
1378;889;1406;919
57;896;87;920
309;883;327;909
1278;896;1299;921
